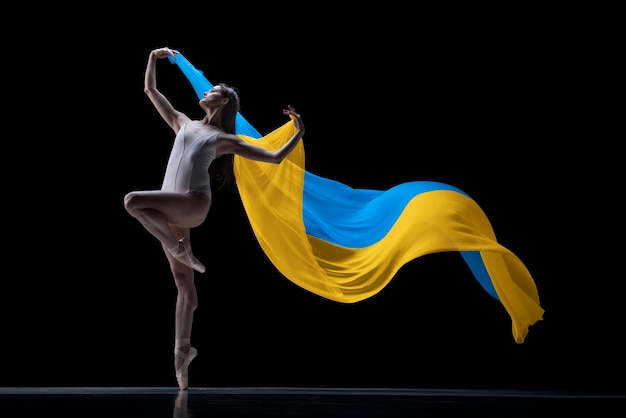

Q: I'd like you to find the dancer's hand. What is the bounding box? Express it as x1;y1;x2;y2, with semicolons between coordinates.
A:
152;47;179;60
283;105;304;131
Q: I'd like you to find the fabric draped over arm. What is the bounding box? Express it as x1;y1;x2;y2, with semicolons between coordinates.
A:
168;52;544;344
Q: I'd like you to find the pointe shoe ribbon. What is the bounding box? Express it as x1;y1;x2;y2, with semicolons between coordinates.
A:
168;238;206;273
175;347;198;390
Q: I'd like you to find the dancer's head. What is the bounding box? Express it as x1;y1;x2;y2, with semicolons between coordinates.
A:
200;83;239;134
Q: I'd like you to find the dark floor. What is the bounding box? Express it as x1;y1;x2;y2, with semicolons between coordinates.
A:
1;387;624;417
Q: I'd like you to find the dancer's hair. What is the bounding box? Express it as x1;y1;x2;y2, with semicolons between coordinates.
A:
209;83;239;190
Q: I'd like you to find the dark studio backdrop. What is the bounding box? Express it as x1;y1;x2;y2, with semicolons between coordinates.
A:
4;7;621;393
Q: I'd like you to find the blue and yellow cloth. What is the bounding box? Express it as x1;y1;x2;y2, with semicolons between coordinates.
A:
168;53;544;343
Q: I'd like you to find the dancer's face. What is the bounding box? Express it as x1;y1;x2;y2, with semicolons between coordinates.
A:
200;86;228;109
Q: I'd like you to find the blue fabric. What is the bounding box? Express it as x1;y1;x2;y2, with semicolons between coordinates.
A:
166;52;545;343
168;51;499;300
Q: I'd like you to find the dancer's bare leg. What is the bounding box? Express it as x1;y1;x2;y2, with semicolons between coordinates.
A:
164;226;199;390
124;190;210;272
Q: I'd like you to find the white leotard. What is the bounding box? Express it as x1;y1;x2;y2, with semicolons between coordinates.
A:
161;122;218;197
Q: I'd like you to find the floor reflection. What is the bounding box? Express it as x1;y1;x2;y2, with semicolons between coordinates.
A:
173;390;188;418
0;387;623;417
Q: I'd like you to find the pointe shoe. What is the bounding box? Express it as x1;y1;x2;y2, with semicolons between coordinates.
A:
175;346;198;390
168;238;206;273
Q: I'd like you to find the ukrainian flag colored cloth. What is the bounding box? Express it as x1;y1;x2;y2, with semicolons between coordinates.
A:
168;53;544;343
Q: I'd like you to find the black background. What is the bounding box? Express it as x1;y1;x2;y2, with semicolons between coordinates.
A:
3;6;621;392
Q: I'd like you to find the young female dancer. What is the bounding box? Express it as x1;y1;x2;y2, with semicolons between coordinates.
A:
124;47;305;389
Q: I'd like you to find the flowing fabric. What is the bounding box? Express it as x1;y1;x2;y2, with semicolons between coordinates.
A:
167;53;544;343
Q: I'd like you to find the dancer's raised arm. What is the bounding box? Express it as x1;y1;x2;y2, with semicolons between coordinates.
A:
216;105;305;163
144;47;189;133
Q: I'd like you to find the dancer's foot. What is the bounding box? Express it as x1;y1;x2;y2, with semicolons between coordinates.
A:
175;343;198;390
168;238;206;273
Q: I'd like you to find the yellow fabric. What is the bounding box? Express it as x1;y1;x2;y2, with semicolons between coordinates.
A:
234;121;543;343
